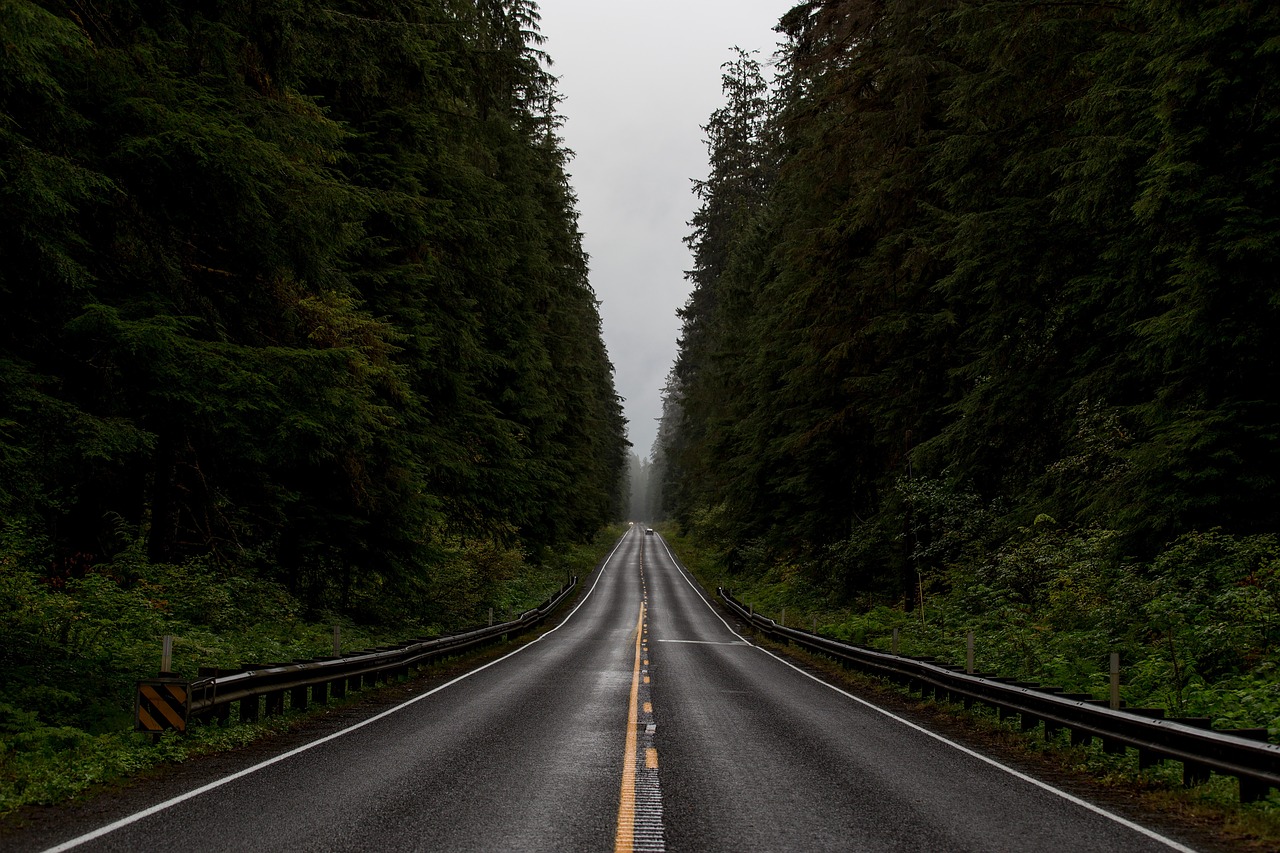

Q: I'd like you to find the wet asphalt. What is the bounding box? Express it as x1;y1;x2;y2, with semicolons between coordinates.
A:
8;525;1204;852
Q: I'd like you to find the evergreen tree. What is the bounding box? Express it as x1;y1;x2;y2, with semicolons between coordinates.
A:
0;0;627;612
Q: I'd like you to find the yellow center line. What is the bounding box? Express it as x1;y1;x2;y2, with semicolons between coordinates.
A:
614;601;645;853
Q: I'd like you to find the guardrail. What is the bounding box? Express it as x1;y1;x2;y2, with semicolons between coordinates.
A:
718;587;1280;802
136;576;578;735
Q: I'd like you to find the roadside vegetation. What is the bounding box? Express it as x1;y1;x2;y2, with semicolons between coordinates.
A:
665;521;1280;843
0;523;624;817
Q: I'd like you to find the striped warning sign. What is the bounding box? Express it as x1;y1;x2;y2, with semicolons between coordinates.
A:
136;679;190;733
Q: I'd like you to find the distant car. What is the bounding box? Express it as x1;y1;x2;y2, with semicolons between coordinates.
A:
645;528;655;535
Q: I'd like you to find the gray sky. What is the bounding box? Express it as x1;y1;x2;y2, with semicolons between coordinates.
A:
535;1;792;458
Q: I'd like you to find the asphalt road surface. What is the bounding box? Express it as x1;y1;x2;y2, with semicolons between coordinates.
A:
12;525;1205;852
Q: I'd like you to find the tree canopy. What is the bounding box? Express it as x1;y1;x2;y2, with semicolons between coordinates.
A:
0;0;628;610
658;0;1280;596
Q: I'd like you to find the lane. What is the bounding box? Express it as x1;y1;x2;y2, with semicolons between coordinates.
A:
643;533;1200;853
29;528;649;853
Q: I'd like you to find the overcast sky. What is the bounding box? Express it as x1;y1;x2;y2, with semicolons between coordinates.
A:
534;1;792;458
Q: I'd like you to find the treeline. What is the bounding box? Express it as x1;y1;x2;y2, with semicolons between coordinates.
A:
624;452;661;522
660;0;1279;597
0;1;627;611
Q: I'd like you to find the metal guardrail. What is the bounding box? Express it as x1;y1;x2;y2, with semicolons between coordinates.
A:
136;576;578;734
718;587;1280;802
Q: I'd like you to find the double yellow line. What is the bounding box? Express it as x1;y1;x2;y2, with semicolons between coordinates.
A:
614;601;646;853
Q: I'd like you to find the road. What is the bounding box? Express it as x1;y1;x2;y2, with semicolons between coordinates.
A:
15;525;1203;852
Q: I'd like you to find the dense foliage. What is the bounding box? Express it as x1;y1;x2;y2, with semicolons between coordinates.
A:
0;1;627;603
0;521;621;813
659;0;1280;596
0;1;628;777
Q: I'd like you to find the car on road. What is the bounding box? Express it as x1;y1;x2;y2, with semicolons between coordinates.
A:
645;528;654;535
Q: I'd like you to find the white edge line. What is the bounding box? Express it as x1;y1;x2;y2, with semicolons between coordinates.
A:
40;529;636;853
653;534;1200;853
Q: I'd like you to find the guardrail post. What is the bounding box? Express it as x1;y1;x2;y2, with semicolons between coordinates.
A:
290;684;309;713
265;689;285;717
333;625;341;656
1131;707;1167;769
240;695;260;723
1224;730;1273;801
891;627;899;656
966;631;974;675
1242;776;1274;803
1172;718;1213;786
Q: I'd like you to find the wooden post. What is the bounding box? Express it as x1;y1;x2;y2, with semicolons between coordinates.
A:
1110;653;1120;710
160;635;174;674
966;631;975;674
489;608;494;627
892;627;899;656
332;625;341;657
781;607;786;628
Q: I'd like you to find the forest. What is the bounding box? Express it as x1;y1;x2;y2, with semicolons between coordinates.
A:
0;0;627;802
657;0;1280;744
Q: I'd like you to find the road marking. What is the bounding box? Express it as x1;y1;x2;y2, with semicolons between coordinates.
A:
652;535;1200;853
615;601;644;853
40;528;640;853
656;639;748;645
619;550;665;853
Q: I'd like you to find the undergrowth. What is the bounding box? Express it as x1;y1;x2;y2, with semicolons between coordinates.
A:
664;522;1280;840
0;523;625;817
